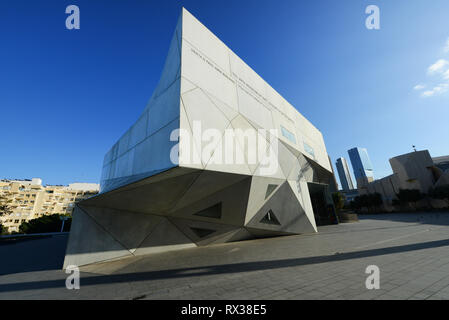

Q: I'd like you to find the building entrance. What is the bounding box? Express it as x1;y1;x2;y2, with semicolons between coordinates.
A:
307;182;338;226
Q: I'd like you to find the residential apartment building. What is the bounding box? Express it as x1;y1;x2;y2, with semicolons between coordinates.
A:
0;178;99;232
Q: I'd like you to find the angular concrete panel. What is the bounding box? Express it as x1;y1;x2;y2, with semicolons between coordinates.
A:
245;182;316;235
152;15;182;99
79;205;163;252
85;170;202;214
169;176;252;227
277;139;300;179
203;89;239;121
133;217;196;256
168;216;240;246
181;77;197;94
182;87;230;166
179;99;205;170
63;206;133;268
287;180;317;232
203;122;253;176
170;170;249;213
244;175;285;225
147;79;181;137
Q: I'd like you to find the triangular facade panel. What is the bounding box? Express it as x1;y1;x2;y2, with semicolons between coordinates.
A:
168;217;239;246
193;203;222;219
245;182;316;235
133;217;196;256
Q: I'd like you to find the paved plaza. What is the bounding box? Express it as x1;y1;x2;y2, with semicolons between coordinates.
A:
1;212;449;300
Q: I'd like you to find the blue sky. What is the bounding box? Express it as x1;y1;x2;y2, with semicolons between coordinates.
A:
1;0;448;188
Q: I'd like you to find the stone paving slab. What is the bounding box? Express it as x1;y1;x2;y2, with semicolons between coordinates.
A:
1;212;449;299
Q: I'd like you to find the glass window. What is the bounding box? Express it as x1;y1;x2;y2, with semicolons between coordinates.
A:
280;126;296;144
303;142;315;159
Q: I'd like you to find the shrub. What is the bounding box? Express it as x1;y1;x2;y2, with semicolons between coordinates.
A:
350;192;383;212
19;214;71;234
396;189;424;207
0;194;12;217
332;192;346;211
429;185;449;206
0;223;6;235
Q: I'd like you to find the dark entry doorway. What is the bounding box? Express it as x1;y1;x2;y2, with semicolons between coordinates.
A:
307;183;338;226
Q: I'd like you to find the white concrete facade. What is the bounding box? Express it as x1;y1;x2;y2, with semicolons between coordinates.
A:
99;9;330;193
64;8;335;268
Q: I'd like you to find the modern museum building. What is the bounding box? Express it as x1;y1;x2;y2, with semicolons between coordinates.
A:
64;8;337;268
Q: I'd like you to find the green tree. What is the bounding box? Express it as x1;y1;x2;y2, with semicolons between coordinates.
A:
429;185;449;207
396;189;424;209
350;193;383;213
19;214;72;234
350;196;363;211
0;194;12;234
368;193;383;208
0;194;12;216
332;192;346;212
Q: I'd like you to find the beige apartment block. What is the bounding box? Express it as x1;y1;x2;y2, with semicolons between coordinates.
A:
0;178;99;233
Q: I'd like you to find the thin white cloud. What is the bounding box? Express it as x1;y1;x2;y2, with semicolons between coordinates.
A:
415;38;449;98
428;59;449;74
443;69;449;80
414;84;425;90
434;84;447;93
421;83;449;98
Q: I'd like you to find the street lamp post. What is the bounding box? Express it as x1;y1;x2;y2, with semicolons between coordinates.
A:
60;216;69;232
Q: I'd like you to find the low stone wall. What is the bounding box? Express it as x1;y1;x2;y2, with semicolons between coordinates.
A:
337;211;359;223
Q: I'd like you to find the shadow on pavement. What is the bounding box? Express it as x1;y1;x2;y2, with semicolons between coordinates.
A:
1;237;449;294
0;234;68;276
359;212;449;227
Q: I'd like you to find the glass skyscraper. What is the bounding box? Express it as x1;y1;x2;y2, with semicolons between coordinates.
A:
348;147;374;187
336;157;354;191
